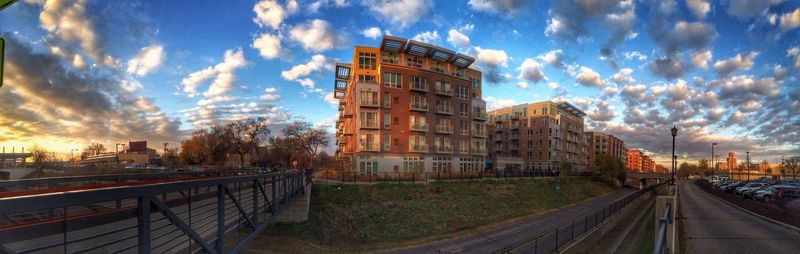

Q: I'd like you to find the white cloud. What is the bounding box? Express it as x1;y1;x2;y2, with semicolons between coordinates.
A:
467;0;529;16
253;0;293;29
281;54;334;81
362;0;432;29
260;87;281;101
780;8;800;32
181;48;247;98
308;0;350;12
289;19;348;52
691;50;712;69
474;47;509;68
197;96;236;106
39;0;114;66
712;51;758;77
361;27;382;39
127;44;165;76
252;33;282;59
575;66;605;88
611;68;635;85
447;29;470;48
727;0;780;20
788;46;800;72
623;51;647;61
517;58;546;83
686;0;710;19
411;31;439;44
485;96;517;111
537;49;563;68
548;82;559;89
324;91;339;106
120;79;143;93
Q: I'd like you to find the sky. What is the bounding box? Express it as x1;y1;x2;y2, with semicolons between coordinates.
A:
0;0;799;166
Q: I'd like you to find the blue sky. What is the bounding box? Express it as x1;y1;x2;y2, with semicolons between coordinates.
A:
1;0;799;165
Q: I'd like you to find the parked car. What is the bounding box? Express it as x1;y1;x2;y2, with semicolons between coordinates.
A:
756;185;798;203
124;163;146;169
721;181;745;192
735;182;769;195
743;185;771;199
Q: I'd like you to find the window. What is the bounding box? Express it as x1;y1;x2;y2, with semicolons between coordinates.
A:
410;95;428;111
409;136;428;153
459;142;469;154
383;92;391;108
359;133;378;151
358;74;376;83
383;133;391;151
409;115;427;131
456;85;468;99
410;76;427;91
359;91;378;106
460;121;469;135
359;160;378;175
359;111;378;128
384;73;402;88
407;56;424;68
459;103;469;117
358;52;376;70
383;112;391;129
381;52;399;64
431;61;445;73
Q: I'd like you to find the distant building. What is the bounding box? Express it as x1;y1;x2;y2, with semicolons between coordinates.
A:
585;131;627;171
81;141;160;166
726;152;737;171
626;150;642;172
642;155;654;172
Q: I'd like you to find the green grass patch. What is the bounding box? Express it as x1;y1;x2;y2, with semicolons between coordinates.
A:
262;178;615;247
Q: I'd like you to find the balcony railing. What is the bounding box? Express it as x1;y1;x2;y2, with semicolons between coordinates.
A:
459;147;470;154
410;124;428;132
509;133;520;140
410;101;429;111
510;123;520;129
360;143;380;152
436;85;453;96
474;112;487;121
436;104;453;115
410;82;427;92
410;144;428;153
473;147;487;155
473;129;487;137
360;121;379;129
360;99;380;107
431;66;446;73
436;145;453;154
436;125;453;134
381;55;400;65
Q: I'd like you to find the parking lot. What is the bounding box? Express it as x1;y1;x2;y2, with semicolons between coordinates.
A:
697;177;800;227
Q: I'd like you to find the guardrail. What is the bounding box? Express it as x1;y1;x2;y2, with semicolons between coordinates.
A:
494;180;669;254
653;202;672;254
0;169;261;191
0;169;311;254
314;170;595;183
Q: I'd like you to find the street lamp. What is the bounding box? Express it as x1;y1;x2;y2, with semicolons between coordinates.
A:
115;143;125;169
711;143;717;176
70;148;78;167
671;125;678;185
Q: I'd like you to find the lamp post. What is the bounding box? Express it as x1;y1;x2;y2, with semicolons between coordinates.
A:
671;125;678;185
746;151;751;181
711;143;717;176
70;149;78;167
115;143;124;169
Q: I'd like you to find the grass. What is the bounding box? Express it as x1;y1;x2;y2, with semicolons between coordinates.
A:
632;202;656;254
255;178;615;251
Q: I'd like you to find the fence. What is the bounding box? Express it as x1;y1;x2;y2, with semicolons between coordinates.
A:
494;180;669;254
313;169;595;183
653;202;672;254
0;169;311;254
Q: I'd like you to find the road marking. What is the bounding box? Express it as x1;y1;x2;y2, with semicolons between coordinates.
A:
450;248;463;253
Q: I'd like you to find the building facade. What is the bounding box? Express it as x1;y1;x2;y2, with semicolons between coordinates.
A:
333;36;487;174
487;101;588;172
726;152;737;171
626;150;642;172
585;131;627;171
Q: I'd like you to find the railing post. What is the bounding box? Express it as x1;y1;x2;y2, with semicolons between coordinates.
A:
138;196;151;254
217;184;225;253
252;179;258;224
555;227;559;251
271;176;277;212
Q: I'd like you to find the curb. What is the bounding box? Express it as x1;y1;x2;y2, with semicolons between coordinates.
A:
693;182;800;234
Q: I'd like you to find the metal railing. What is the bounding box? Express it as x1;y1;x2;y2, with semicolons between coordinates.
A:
494;180;669;254
0;169;311;254
314;169;596;184
653;202;672;254
0;170;261;192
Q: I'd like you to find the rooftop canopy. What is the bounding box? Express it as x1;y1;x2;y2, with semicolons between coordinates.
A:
379;35;475;68
557;102;587;117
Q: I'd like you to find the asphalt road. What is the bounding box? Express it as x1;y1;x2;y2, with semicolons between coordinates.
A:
679;180;800;253
385;188;636;254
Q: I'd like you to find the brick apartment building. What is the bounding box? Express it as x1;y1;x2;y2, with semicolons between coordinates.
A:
486;101;588;172
333;36;488;174
625;149;655;172
585;131;627;171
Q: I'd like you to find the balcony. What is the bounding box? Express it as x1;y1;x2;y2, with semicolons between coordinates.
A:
360;99;380;108
474;112;487;121
430;65;446;74
360;143;380;152
360;120;379;129
410;144;428;153
473;129;487;137
381;54;401;65
436;145;453;154
436;124;453;134
410;82;428;92
435;85;453;96
509;133;520;140
436;104;453;115
410;101;429;112
509;123;520;129
410;124;428;132
473;147;487;155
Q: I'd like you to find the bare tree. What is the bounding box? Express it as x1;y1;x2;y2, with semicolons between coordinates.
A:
283;121;329;169
225;117;271;169
82;143;106;156
29;145;55;169
784;156;800;179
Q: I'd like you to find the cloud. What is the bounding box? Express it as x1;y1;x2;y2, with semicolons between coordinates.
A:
623;51;647;61
447;29;470;48
181;48;247;97
516;58;546;83
467;0;531;16
126;44;165;76
197;96;236;106
575;66;605;88
649;57;684;79
712;51;758;77
308;0;349;12
789;46;800;72
38;0;115;66
281;54;334;81
727;0;780;20
537;49;563;68
485;96;517;111
411;30;440;44
686;0;710;19
289;19;348;52
361;27;382;39
253;0;297;29
260;87;281;102
120;79;144;93
324;91;339;106
620;84;647;102
611;68;635;85
587;100;616;122
655;21;717;56
473;47;510;84
774;65;790;80
779;8;800;32
717;75;779;105
252;33;282;59
691;50;712;69
361;0;432;29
